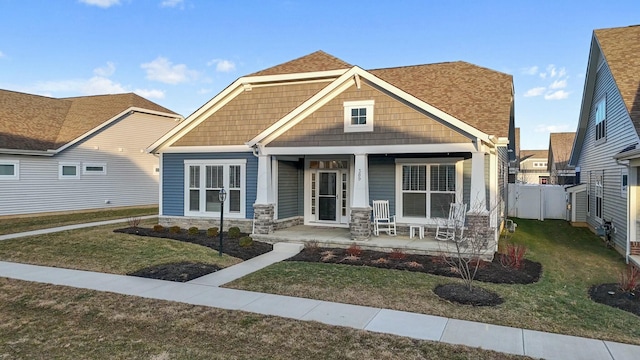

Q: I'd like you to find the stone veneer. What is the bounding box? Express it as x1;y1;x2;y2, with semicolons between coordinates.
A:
158;216;252;233
465;213;496;249
253;204;275;235
350;207;371;241
274;216;304;230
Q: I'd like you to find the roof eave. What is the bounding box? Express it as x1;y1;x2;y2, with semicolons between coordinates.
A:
0;148;57;156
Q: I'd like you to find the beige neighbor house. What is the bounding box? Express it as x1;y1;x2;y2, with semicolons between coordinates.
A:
569;25;640;263
0;90;182;216
149;51;515;247
517;149;550;184
548;132;576;185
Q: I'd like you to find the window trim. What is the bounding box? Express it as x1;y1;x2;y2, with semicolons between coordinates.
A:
595;172;603;221
59;162;80;179
595;96;607;143
621;169;628;198
395;159;463;224
343;100;374;133
82;163;107;175
0;160;19;180
183;159;246;218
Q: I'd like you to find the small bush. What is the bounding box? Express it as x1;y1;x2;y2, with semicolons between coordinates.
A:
127;217;141;228
152;224;165;232
403;261;424;269
207;227;219;237
372;257;390;265
228;226;241;239
305;240;320;253
320;250;336;262
619;266;640;292
188;227;199;235
499;243;527;270
342;255;360;262
389;248;407;260
239;236;254;248
346;243;362;257
168;226;181;234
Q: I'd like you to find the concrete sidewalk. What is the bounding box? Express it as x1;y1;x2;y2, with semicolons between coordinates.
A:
1;259;639;360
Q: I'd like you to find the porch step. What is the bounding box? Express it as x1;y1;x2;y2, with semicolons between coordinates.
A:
273;242;305;253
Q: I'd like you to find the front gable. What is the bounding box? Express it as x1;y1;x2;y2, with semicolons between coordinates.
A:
268;81;471;148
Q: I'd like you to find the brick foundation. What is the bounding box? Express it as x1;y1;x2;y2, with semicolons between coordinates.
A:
253;204;275;235
350;207;371;241
631;242;640;255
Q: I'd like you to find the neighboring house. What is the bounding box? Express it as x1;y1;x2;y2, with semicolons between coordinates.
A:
548;132;576;185
568;24;640;263
518;149;550;184
0;90;182;216
508;128;520;183
149;51;515;243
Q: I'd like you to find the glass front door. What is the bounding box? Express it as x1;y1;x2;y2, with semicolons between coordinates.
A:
318;171;337;221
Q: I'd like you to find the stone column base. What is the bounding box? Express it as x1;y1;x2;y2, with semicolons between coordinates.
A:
466;213;495;250
350;207;372;241
253;204;275;235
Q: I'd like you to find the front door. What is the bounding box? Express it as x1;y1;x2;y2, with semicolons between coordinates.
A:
318;171;338;221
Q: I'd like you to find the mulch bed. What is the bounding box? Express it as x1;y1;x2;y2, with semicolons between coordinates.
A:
287;247;542;285
114;227;273;260
589;283;640;317
128;262;221;282
434;284;504;306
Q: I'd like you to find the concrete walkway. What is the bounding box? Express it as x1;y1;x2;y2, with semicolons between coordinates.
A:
1;220;640;359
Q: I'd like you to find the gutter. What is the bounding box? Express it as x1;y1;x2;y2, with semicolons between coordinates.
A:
0;148;57;156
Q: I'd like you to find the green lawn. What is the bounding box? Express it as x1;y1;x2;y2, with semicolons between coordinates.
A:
226;219;640;345
0;207;158;235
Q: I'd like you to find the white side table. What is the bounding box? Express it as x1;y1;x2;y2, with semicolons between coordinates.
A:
409;225;424;239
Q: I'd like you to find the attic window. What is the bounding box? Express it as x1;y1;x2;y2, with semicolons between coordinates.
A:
595;97;606;142
344;100;374;133
0;161;19;180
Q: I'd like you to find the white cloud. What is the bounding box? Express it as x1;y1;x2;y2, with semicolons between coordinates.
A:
198;88;212;94
134;89;165;99
544;90;570;100
141;56;198;84
549;79;567;89
521;66;538;75
160;0;184;8
0;51;5;58
79;0;121;8
93;62;116;77
207;59;236;72
535;124;571;133
32;76;127;95
524;87;545;97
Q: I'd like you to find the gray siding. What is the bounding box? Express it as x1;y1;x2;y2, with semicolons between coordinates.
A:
577;61;638;249
575;190;587;222
278;160;302;219
498;147;508;222
162;152;257;219
0;112;176;216
368;155;396;215
463;158;471;207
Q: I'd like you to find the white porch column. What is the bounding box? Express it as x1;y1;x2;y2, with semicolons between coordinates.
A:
628;166;637;262
352;153;369;208
255;154;272;205
470;150;488;213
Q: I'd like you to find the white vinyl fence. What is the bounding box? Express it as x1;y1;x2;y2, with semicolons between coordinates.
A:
507;183;568;220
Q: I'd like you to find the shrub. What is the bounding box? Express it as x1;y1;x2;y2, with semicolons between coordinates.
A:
372;257;390;265
320;250;336;262
239;236;254;248
403;261;424;269
305;240;320;253
127;217;141;228
228;226;241;239
188;227;199;235
619;266;640;292
168;226;181;234
499;243;527;270
207;227;219;237
152;224;165;232
346;243;362;257
389;248;407;260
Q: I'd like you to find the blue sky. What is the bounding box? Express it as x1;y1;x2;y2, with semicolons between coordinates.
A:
1;0;638;149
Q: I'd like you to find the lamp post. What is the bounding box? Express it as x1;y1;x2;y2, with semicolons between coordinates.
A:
218;187;227;257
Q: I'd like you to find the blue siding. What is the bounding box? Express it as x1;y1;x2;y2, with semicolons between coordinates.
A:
369;155;396;215
162;152;257;218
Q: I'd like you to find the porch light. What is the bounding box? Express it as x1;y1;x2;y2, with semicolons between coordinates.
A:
218;188;227;257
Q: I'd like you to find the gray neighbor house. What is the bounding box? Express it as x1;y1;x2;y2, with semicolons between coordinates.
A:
569;25;640;265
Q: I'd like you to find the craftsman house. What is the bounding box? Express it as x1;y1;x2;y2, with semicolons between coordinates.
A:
149;51;515;243
0;90;182;216
569;25;640;263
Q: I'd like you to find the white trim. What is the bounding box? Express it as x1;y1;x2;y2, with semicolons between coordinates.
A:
0;160;19;180
0;148;56;156
160;145;253;153
240;69;348;84
184;159;247;165
263;143;476;156
58;162;80;179
394;157;464;164
158;154;163;216
344;100;374;133
82;162;107;175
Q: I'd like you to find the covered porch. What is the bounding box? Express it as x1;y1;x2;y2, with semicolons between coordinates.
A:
252;225;497;260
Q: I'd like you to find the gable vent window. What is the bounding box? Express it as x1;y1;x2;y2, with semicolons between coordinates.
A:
344;100;374;133
59;162;80;179
83;163;107;175
0;161;19;180
595;97;606;142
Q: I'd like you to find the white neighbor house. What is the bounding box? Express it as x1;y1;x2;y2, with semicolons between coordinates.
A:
0;90;182;216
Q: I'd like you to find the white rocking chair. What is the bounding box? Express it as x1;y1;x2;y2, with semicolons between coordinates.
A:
372;200;396;236
435;203;467;241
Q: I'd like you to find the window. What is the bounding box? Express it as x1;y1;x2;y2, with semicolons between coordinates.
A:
621;169;628;197
59;162;80;179
595;173;603;220
595;97;606;142
184;160;246;218
398;163;457;219
83;163;106;175
533;162;547;168
343;100;374;132
0;160;19;180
